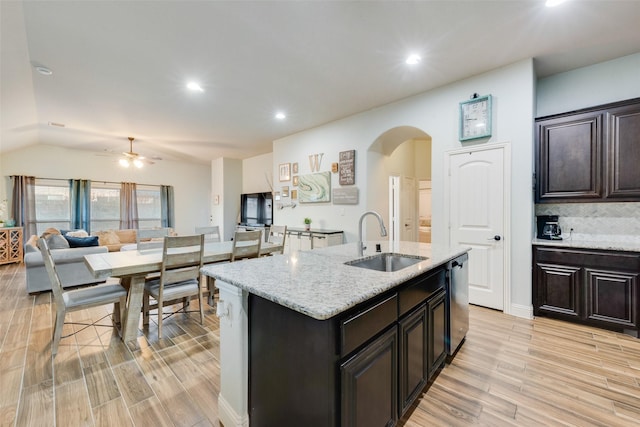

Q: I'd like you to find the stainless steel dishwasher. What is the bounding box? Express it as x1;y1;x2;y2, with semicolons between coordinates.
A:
447;253;469;357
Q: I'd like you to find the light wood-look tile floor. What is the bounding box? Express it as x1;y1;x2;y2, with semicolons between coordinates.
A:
1;262;640;426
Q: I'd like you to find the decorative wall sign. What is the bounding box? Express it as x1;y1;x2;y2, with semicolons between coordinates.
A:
293;176;299;186
331;162;338;173
339;150;355;185
309;153;324;172
282;186;289;198
299;172;331;203
333;187;359;204
291;189;298;199
279;163;291;182
292;162;299;174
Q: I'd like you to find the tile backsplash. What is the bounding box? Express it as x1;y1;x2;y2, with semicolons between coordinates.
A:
535;202;640;241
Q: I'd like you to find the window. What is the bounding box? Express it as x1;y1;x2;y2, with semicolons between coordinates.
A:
32;179;166;234
90;183;120;231
34;179;71;235
137;185;162;229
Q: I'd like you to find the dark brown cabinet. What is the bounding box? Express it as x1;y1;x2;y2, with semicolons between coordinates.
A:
398;304;427;415
536;97;640;202
533;245;640;336
606;102;640;199
341;327;398;427
428;289;447;378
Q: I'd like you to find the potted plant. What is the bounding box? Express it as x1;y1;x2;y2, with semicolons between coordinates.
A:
304;217;312;231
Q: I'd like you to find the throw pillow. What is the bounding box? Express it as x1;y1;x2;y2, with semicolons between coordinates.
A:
46;234;70;249
95;230;121;246
41;227;61;239
25;235;39;253
66;229;89;238
64;235;100;248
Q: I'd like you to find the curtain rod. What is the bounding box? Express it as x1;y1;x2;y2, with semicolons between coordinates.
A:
17;176;170;187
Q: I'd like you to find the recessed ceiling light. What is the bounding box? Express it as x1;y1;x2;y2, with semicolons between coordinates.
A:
187;82;204;92
35;66;53;76
546;0;567;7
275;112;286;120
405;54;421;65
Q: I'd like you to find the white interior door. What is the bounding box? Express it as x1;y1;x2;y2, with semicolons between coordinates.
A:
400;176;417;241
448;145;507;310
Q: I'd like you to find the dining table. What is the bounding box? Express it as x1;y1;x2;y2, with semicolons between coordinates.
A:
84;240;284;342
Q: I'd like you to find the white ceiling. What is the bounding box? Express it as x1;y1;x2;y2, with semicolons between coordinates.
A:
2;1;640;165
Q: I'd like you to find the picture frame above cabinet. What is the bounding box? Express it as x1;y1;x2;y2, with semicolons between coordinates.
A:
535;97;640;203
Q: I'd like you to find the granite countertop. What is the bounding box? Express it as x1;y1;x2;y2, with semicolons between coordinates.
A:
532;235;640;252
201;241;469;320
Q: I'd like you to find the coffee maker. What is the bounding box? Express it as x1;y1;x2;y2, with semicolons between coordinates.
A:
537;215;562;240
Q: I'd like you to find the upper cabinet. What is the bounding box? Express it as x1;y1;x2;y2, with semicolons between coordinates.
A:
535;98;640;203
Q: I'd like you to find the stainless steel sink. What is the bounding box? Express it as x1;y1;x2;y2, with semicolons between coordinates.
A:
345;253;427;272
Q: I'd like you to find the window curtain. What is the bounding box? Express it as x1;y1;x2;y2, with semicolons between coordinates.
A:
160;185;175;228
120;182;139;229
10;175;37;239
70;179;91;232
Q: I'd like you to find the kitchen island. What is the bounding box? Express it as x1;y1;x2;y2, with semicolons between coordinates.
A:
202;241;469;427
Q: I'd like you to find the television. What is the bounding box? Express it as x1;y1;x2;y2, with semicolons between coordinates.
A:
240;192;273;226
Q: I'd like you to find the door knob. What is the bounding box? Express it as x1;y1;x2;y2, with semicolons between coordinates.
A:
488;235;501;241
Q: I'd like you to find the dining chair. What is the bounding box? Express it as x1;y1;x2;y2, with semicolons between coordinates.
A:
231;230;262;261
38;238;127;356
265;225;287;255
136;227;171;250
195;225;221;242
142;234;205;338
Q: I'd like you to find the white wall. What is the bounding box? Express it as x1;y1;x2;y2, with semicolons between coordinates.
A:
273;59;536;314
211;157;243;241
242;152;273;194
537;52;640;117
1;144;211;236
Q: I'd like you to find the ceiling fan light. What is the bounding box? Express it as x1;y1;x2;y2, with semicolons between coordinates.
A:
119;158;130;168
133;159;144;168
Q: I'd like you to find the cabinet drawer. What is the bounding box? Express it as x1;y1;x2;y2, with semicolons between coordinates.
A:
535;246;640;271
399;269;445;317
341;294;397;357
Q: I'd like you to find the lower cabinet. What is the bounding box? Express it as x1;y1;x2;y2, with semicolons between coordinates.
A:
398;304;427;415
428;289;447;378
533;245;640;335
341;327;398;427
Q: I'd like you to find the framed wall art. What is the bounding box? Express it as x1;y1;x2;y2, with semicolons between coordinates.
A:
339;150;355;185
298;172;331;203
279;163;291;182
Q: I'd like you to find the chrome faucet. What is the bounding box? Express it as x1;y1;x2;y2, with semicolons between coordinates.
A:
358;211;388;256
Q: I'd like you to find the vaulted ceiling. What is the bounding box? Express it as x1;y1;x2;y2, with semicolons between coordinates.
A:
2;1;640;164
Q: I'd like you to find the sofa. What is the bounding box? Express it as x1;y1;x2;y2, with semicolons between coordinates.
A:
24;236;108;294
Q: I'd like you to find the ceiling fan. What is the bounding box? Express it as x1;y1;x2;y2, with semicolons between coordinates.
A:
119;137;154;168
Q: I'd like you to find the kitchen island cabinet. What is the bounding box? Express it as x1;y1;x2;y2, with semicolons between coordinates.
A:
202;241;468;427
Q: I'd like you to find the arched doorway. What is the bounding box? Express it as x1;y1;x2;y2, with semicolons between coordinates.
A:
366;126;432;244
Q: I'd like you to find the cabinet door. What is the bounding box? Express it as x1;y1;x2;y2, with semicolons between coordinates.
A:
534;263;582;318
606;103;640;199
586;268;639;329
536;112;603;201
428;290;447;379
312;234;328;248
341;327;398;427
398;304;427;415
